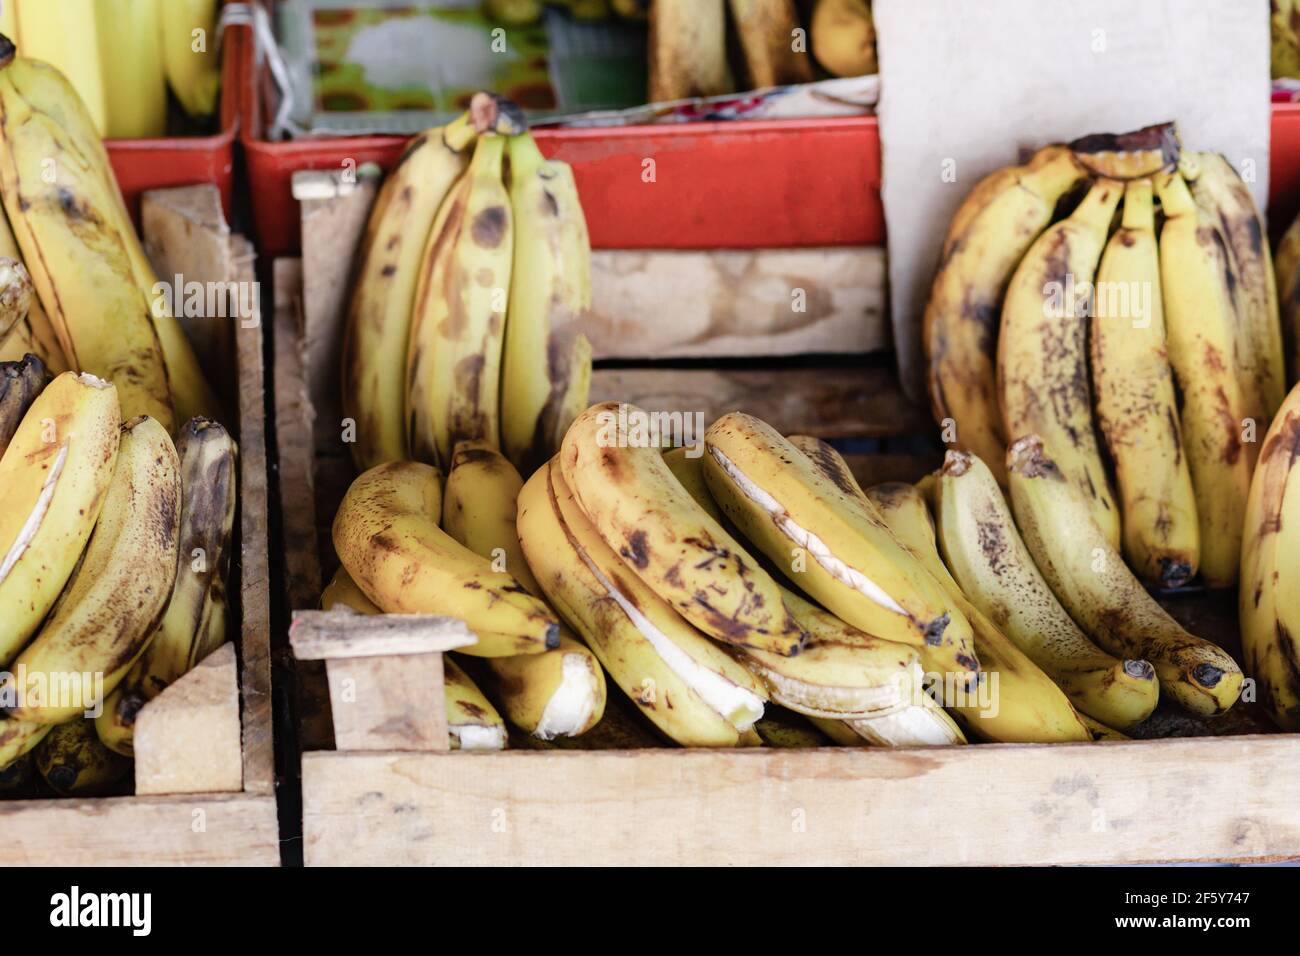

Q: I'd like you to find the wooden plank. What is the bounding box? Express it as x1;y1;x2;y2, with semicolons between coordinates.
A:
302;736;1300;866
290;609;476;660
589;365;930;439
0;793;279;866
586;248;887;359
325;654;451;753
233;238;276;797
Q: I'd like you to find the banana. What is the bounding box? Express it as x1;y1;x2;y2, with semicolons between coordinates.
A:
485;0;546;27
753;707;834;747
700;411;974;670
332;460;559;657
0;716;51;773
1275;0;1300;79
0;44;174;429
159;0;220;118
0;208;67;373
1007;435;1244;717
6;415;180;724
1186;151;1287;422
500;132;593;475
442;440;605;738
1239;382;1300;731
865;479;1091;743
1079;714;1129;742
0;371;120;665
444;657;508;751
923;145;1087;487
0;350;48;459
727;0;813;89
997;177;1122;545
96;417;236;756
517;457;768;747
934;451;1159;729
0;254;30;343
13;0;108;135
1091;177;1199;587
321;566;379;615
97;0;167;139
810;0;877;78
648;0;731;102
343;95;523;470
35;718;131;796
563;403;805;655
1155;170;1254;587
842;695;969;747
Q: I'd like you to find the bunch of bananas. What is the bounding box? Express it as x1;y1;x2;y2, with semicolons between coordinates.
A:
341;93;594;480
924;123;1287;594
0;0;221;139
0;357;237;793
329;393;1253;749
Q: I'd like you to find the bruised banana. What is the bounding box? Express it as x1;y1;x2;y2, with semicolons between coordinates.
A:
0;351;49;460
1008;435;1243;717
661;445;924;721
562;403;805;655
1239;383;1300;731
332;460;558;656
0;717;52;772
36;718;131;796
998;176;1122;547
934;451;1159;730
517;458;767;747
922;145;1087;487
500;132;593;476
1156;170;1254;587
442;440;605;739
1091;178;1199;587
1186;151;1287;422
701;411;974;672
864;479;1091;744
7;415;181;724
343;94;522;470
0;371;121;665
443;658;508;751
406;133;514;467
0;44;173;429
97;418;237;756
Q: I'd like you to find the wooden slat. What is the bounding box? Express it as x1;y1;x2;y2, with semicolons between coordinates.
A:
302;736;1300;866
290;609;476;660
325;654;451;753
589;365;930;439
0;793;279;866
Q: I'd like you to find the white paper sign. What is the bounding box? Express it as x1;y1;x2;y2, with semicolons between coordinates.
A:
874;0;1271;401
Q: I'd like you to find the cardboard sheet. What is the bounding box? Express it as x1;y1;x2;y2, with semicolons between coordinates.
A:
874;0;1271;402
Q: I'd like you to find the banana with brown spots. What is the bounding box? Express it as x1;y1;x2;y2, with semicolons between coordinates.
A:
35;717;130;796
0;350;48;459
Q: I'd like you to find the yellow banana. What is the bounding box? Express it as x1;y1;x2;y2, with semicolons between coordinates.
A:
343;95;523;470
0;371;120;665
0;207;68;373
159;0;220;118
563;403;805;655
1155;169;1254;587
321;565;379;614
97;0;167;139
647;0;731;102
753;707;835;747
406;134;513;467
1007;435;1243;717
1079;713;1129;742
1239;382;1300;731
332;460;558;656
6;415;181;724
0;349;47;459
727;0;813;89
785;435;866;500
700;410;974;670
35;718;131;796
13;0;107;135
0;716;52;773
1091;177;1199;587
500;132;593;476
809;0;877;78
998;177;1122;546
933;451;1159;729
442;440;605;738
923;145;1087;486
96;417;237;756
517;458;768;747
1186;151;1287;422
864;478;1091;744
443;657;508;750
0;45;174;429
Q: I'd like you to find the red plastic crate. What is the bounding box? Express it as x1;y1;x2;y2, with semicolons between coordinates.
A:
106;23;246;227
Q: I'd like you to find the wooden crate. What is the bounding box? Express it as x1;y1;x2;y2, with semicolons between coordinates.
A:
0;187;279;866
275;177;1300;867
